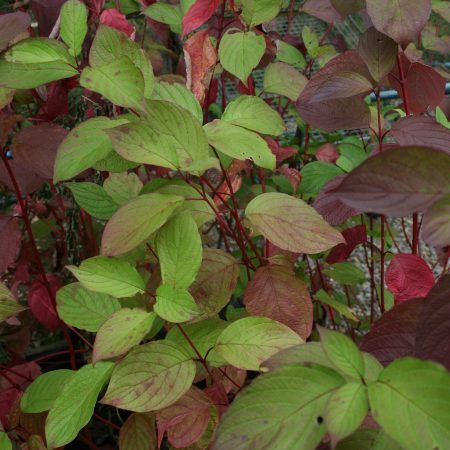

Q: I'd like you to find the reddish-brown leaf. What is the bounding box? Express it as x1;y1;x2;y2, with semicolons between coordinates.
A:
266;137;298;164
182;0;221;37
389;56;446;114
28;275;61;331
119;413;157;450
30;0;64;36
330;0;364;17
37;81;69;121
0;215;21;274
12;123;68;179
366;0;431;47
0;160;44;195
99;8;135;38
326;224;366;264
184;30;217;105
315;143;339;164
313;175;360;226
244;262;313;340
278;165;301;194
0;112;22;148
386;254;435;304
157;387;212;448
0;387;21;428
0;11;30;51
300;0;342;23
391;116;450;155
422;194;450;249
0;362;41;390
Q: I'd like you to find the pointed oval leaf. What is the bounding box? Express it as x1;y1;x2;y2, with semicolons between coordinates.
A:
221;95;285;136
103;172;143;206
0;433;11;450
101;193;184;256
93;309;157;363
244;263;313;340
325;382;369;446
45;362;114;449
218;30;265;84
213;364;345;450
241;0;282;26
215;316;303;371
263;62;307;101
368;357;450;450
119;413;157;450
318;326;365;379
21;370;74;413
154;284;201;323
101;341;196;412
60;0;88;57
204;120;276;170
246;192;345;254
156;212;202;290
332;147;450;216
67;256;145;298
56;282;121;332
5;38;73;64
0;11;31;52
182;0;221;36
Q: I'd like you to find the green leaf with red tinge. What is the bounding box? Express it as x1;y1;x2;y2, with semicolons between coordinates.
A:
423;194;450;248
263;62;308;101
245;192;345;254
119;413;157;450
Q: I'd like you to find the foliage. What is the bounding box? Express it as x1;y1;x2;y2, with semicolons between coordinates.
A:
0;0;449;449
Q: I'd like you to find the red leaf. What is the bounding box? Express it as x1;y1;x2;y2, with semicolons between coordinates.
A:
391;116;450;155
157;387;212;448
326;224;366;264
0;387;20;428
386;254;435;303
184;30;217;105
0;215;21;274
0;159;45;195
0;362;41;390
0;11;31;52
0;112;22;148
37;81;69;121
278;165;301;193
12;123;68;179
30;0;65;36
389;56;446;114
100;8;135;38
266;137;297;163
300;0;342;23
244;262;313;340
313;174;360;226
182;0;221;37
28;275;61;331
315;143;339;163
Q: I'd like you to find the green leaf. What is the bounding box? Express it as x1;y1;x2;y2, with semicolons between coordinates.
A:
144;3;182;33
204;120;276;170
263;62;308;101
166;318;229;367
298;161;344;194
215;316;303;370
154;284;201;323
103;172;143;205
156;212;202;289
93;149;140;173
0;57;78;89
151;81;202;122
245;192;345;254
93;309;157;363
302;26;319;56
221;95;285;136
101;341;196;412
89;25;154;98
0;432;12;450
0;87;14;109
241;0;282;26
276;40;306;70
119;413;157;450
46;362;114;449
362;352;383;383
323;262;366;285
368;357;450;450
54;116;130;183
67;182;119;220
214;364;345;449
101;193;184;256
5;37;74;64
325;382;369;445
21;370;75;413
316;289;359;321
218;30;266;84
337;141;368;172
80;56;145;108
60;0;88;57
318;326;365;379
56;282;121;332
0;298;27;323
67;256;145;298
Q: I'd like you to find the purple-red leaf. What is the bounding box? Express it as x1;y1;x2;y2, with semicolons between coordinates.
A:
182;0;221;37
313;175;360;226
0;11;30;52
391;116;450;155
300;0;342;23
422;194;450;249
244;262;313;340
99;8;135;38
386;254;435;304
28;275;61;331
0;215;21;274
332;146;450;216
326;225;367;264
366;0;431;47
